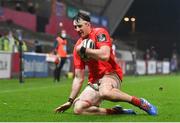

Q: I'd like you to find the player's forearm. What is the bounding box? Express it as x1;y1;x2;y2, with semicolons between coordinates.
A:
86;46;110;61
69;76;84;100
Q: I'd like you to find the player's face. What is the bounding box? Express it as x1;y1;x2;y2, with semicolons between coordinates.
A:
73;19;90;38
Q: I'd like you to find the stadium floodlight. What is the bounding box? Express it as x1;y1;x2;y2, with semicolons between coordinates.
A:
124;16;136;33
124;17;130;22
131;17;136;22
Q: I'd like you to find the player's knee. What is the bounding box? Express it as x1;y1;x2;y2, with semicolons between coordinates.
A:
74;107;83;115
73;102;84;115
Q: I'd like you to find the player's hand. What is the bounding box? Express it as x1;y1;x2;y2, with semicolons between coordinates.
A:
54;102;72;113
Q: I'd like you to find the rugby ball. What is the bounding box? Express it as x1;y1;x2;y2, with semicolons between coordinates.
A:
80;39;95;60
82;39;95;49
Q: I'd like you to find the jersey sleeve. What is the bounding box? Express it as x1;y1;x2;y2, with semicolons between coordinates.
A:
73;45;85;69
95;28;111;48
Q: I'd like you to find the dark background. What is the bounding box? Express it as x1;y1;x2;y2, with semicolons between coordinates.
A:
114;0;180;60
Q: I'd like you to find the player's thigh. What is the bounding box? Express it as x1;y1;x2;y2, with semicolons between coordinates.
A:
74;86;101;107
99;73;121;93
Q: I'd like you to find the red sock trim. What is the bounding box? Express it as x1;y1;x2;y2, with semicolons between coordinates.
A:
106;109;116;114
131;96;141;107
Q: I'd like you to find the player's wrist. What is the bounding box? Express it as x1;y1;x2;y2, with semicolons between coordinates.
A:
80;46;86;55
68;98;74;104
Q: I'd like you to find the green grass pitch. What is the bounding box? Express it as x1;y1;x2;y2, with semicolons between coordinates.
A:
0;74;180;122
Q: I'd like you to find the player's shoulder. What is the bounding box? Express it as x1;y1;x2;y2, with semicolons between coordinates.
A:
92;27;110;42
93;28;110;39
93;27;108;34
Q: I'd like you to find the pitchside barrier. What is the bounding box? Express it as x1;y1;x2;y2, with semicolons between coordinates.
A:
116;59;170;75
24;53;72;77
23;52;48;77
0;51;170;79
0;51;12;79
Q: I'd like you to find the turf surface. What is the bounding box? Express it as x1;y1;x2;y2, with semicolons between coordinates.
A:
0;74;180;122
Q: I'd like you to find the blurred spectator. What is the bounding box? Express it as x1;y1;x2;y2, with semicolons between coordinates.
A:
53;31;67;82
0;34;2;50
150;46;157;60
131;48;137;75
22;41;28;52
13;40;19;52
34;40;42;53
27;2;36;14
144;48;150;61
7;31;17;52
15;40;28;52
15;3;22;11
170;52;178;72
0;31;27;52
2;33;10;51
131;49;136;62
144;48;150;74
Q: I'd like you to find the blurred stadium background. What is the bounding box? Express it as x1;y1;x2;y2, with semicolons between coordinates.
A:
0;0;180;122
0;0;179;79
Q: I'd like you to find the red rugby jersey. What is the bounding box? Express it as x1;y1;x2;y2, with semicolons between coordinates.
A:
73;27;123;83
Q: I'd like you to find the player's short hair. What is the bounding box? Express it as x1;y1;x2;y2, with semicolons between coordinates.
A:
73;12;91;22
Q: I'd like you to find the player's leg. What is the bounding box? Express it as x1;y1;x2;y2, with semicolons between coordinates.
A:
56;65;60;82
58;57;66;80
99;73;132;102
99;73;157;115
73;85;135;115
73;100;108;115
74;103;135;115
53;64;58;82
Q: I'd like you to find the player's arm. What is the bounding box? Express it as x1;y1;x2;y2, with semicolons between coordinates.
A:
76;41;110;61
69;68;85;100
85;45;110;61
54;68;84;113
